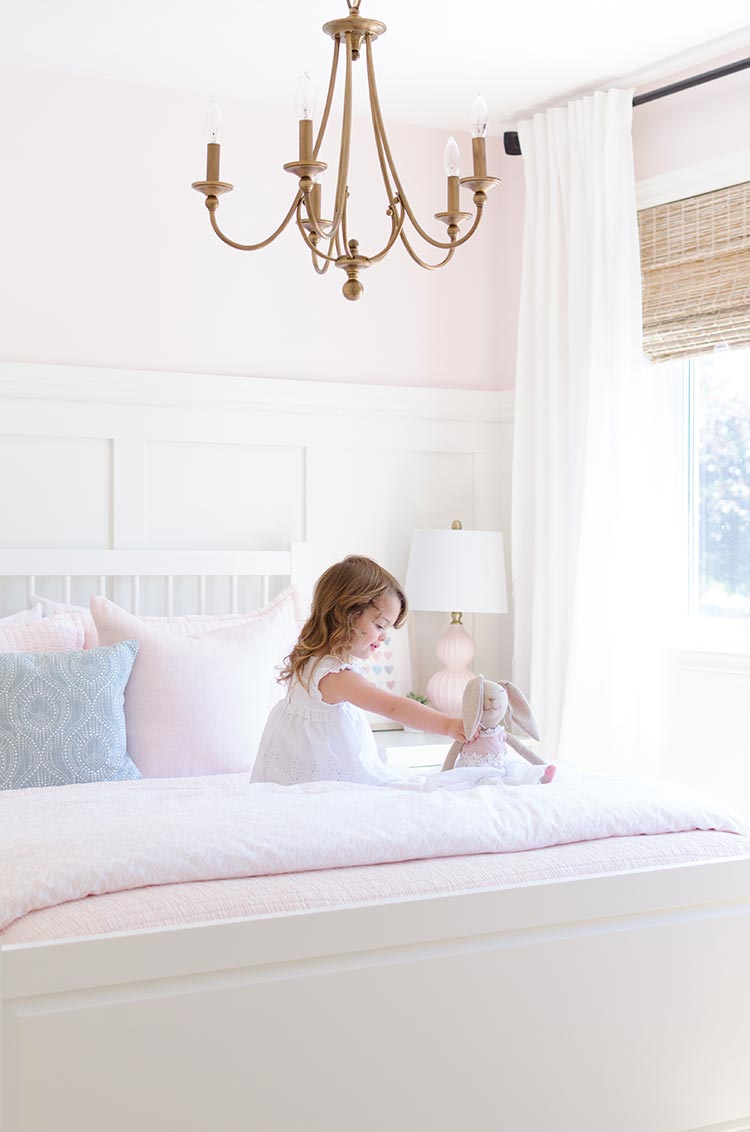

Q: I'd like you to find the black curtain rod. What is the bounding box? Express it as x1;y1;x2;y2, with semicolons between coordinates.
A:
503;54;750;156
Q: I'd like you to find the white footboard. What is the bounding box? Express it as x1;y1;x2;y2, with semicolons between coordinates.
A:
2;857;750;1132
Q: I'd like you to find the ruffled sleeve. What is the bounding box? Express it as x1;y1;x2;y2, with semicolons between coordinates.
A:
307;655;360;700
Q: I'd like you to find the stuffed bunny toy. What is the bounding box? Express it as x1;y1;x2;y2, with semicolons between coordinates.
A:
441;675;556;785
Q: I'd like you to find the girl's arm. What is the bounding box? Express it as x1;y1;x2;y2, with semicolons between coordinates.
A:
320;669;467;742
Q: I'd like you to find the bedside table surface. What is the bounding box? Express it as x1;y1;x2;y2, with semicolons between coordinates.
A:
373;730;452;770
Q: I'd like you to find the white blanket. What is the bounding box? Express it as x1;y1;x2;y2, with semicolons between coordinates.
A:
1;772;747;931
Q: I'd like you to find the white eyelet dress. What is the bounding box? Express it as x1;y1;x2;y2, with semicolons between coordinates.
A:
251;655;401;786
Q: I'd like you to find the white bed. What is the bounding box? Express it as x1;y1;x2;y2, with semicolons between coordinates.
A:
1;549;750;1132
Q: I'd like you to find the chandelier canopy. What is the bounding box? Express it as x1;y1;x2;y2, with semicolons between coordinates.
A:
191;0;500;301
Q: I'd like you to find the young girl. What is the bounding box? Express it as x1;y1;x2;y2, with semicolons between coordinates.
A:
251;555;468;787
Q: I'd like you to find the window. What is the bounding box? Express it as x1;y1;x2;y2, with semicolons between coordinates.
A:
638;181;750;645
689;347;750;621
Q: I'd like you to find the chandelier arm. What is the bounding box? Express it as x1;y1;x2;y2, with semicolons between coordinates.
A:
399;228;457;270
296;203;341;264
437;201;486;249
367;201;407;264
365;36;467;252
341;188;351;255
301;192;342;244
296;35;345;246
311;238;336;275
313;37;341;161
365;36;397;207
327;31;355;238
208;193;302;251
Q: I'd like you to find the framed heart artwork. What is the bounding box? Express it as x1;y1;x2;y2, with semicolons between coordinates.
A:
357;613;417;730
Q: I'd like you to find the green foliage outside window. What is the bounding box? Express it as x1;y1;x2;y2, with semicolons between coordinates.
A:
695;351;750;618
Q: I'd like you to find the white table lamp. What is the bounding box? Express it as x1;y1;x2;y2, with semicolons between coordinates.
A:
405;521;508;716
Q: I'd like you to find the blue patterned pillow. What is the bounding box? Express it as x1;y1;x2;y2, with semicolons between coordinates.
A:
0;641;140;790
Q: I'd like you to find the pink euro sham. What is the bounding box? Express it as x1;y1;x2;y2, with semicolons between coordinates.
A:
0;616;84;654
90;588;303;778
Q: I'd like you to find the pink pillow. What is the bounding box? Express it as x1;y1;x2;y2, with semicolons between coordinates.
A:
35;598;304;651
142;611;278;635
0;616;85;654
33;596;99;648
90;588;303;778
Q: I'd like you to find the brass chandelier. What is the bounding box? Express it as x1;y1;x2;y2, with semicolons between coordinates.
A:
191;0;500;301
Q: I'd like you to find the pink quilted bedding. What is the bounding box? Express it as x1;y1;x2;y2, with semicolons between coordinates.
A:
3;828;748;945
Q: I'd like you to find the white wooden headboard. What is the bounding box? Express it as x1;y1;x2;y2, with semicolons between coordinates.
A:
0;546;312;616
0;361;511;678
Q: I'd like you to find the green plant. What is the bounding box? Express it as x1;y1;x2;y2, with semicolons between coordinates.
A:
407;691;429;705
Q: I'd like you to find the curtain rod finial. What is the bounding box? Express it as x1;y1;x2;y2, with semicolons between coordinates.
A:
504;131;522;156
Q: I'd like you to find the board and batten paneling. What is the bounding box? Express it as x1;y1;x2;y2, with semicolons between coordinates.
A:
0;362;514;690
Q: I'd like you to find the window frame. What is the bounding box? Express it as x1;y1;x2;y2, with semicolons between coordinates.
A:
675;354;750;654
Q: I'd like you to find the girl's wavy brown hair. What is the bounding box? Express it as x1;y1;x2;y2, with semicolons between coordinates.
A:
280;555;408;689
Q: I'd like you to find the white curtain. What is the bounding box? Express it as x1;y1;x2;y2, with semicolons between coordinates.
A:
512;89;655;774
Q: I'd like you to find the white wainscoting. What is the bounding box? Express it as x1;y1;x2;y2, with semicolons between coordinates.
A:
0;362;514;691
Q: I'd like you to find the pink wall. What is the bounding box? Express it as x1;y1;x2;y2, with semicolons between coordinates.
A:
632;47;750;181
0;63;522;391
4;50;738;393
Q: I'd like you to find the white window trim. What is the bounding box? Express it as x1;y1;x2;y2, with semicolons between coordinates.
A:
637;154;750;659
636;148;750;210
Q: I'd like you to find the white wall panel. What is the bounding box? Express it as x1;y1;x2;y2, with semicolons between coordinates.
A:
0;435;111;549
144;441;305;550
307;447;481;689
0;362;512;689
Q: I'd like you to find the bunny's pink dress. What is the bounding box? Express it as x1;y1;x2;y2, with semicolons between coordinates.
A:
455;724;553;784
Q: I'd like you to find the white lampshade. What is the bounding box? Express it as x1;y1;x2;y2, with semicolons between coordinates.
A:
405;528;507;614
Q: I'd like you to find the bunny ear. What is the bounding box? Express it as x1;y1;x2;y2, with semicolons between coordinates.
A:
500;681;540;741
462;675;484;738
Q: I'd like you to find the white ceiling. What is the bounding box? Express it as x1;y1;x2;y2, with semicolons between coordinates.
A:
3;0;750;131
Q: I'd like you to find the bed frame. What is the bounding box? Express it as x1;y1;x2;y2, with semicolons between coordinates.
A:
1;551;750;1132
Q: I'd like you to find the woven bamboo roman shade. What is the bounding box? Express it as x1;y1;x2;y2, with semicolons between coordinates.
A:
638;181;750;363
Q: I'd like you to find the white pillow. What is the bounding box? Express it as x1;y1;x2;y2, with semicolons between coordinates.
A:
0;603;43;626
90;588;303;778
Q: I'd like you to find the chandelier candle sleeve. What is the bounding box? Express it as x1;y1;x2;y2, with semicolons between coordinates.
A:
205;101;223;180
295;73;315;164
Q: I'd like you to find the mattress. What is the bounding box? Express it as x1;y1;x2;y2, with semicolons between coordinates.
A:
3;829;748;945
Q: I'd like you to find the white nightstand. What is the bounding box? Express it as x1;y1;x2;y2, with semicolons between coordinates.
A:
373;729;453;771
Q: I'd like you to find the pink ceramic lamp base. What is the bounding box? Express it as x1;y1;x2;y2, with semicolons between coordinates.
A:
425;620;476;718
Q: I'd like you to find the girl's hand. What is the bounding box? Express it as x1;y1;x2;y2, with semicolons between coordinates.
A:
446;717;467;743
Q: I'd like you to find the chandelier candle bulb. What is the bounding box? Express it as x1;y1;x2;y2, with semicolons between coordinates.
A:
470;94;488;137
295;72;316;120
443;136;461;177
205;101;223;144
